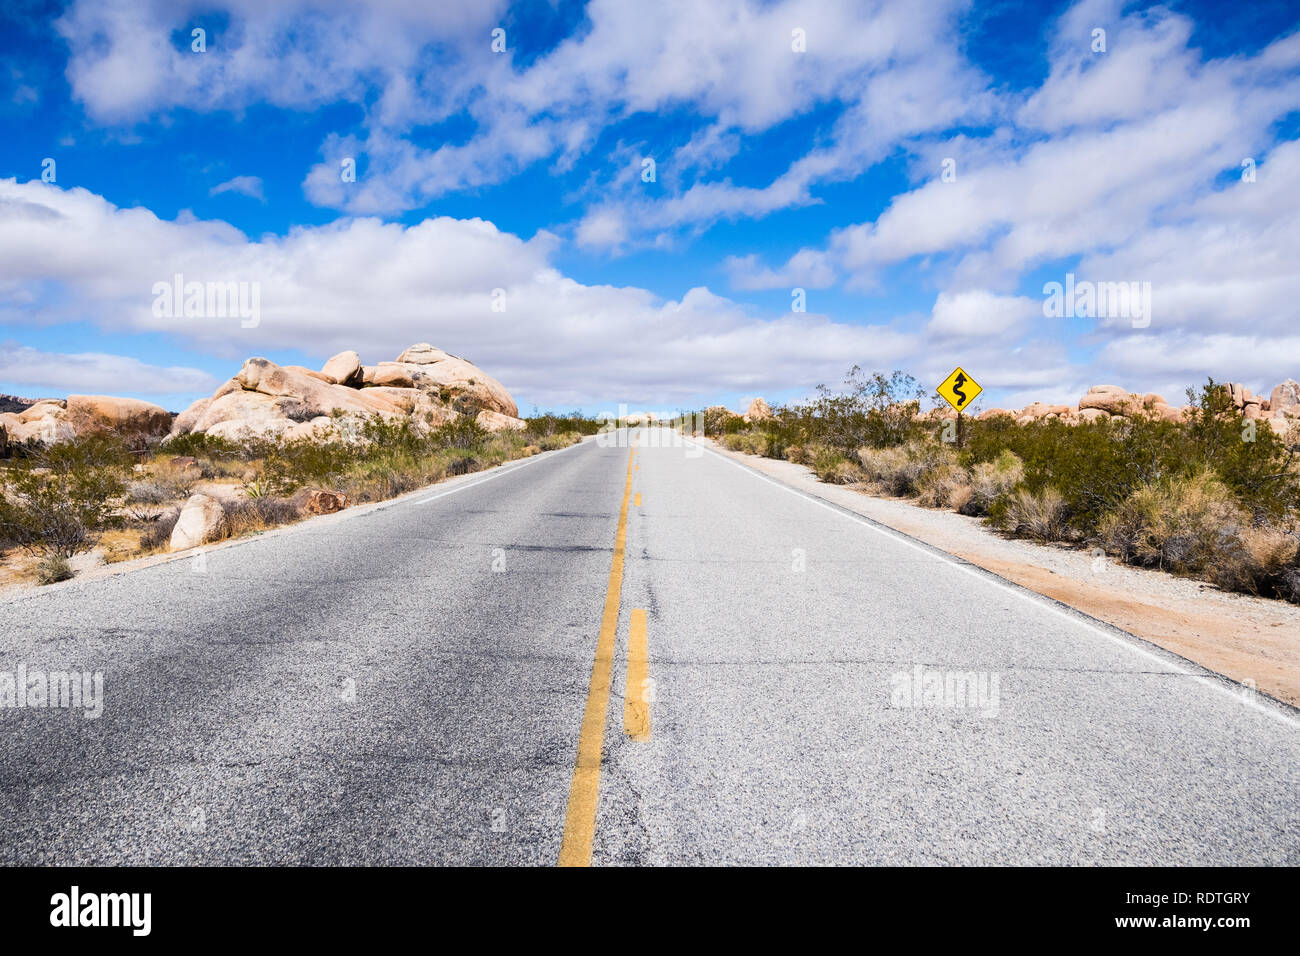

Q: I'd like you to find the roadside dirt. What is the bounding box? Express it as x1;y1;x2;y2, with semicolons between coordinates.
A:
707;440;1300;708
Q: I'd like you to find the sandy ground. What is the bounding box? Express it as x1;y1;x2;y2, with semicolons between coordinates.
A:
706;440;1300;708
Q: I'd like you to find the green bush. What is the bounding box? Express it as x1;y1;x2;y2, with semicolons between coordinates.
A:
159;431;238;460
0;435;132;558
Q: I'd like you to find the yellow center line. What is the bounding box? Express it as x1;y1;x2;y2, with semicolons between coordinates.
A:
634;492;642;507
623;609;650;742
557;438;637;867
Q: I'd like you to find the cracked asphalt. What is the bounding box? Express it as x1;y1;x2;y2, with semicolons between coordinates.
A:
0;429;1297;865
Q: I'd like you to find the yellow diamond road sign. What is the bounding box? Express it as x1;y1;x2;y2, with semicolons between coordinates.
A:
937;367;982;412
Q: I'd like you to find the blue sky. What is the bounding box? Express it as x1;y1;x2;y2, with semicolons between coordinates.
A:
1;0;1297;415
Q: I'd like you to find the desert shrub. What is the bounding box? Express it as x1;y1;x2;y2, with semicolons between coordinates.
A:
431;416;488;451
855;445;908;491
1208;527;1300;598
526;412;602;438
138;508;180;551
916;464;970;509
991;486;1068;542
1098;473;1248;573
960;450;1024;516
0;435;132;558
36;554;74;585
793;367;926;454
536;432;580;451
720;432;770;456
856;440;955;496
159;432;238;460
820;457;866;484
445;453;481;477
222;497;298;536
126;479;170;504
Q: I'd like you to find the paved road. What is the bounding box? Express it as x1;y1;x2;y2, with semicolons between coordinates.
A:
1;429;1297;865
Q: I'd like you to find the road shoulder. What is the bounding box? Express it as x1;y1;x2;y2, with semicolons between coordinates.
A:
704;439;1300;708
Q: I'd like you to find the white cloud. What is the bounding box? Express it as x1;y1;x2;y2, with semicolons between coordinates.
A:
925;291;1040;339
723;250;835;290
209;175;265;201
0;179;920;408
55;0;988;233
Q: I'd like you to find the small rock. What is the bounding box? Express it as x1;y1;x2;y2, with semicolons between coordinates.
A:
300;490;347;515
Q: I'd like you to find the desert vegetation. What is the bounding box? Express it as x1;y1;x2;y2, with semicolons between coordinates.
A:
701;371;1300;603
0;412;595;586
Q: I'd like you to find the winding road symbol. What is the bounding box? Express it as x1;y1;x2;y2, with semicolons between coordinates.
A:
937;367;982;412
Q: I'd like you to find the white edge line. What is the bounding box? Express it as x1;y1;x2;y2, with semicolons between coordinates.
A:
687;436;1300;731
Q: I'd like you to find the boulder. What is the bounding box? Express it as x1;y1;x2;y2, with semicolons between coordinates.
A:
1270;379;1300;412
385;343;518;417
298;489;347;515
1078;407;1111;422
1150;404;1187;423
1;405;75;443
235;357;374;416
1019;402;1073;420
16;399;65;422
476;409;527;432
169;396;213;437
284;417;338;442
169;494;227;551
192;390;295;439
368;363;419;389
283;365;333;383
977;408;1013;421
321;350;363;386
1078;385;1137;415
743;397;774;422
65;395;172;437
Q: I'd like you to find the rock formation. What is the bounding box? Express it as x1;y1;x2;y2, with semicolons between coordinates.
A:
169;344;524;440
0;395;172;445
951;380;1297;439
743;397;774;422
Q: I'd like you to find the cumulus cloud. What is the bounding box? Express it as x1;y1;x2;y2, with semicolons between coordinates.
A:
925;291;1040;339
55;0;989;238
0;179;921;408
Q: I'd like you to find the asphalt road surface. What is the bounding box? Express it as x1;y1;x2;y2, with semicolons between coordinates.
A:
1;429;1297;865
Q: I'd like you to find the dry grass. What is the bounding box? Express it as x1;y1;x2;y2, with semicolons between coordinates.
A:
856;441;956;496
996;487;1068;542
962;451;1024;516
222;497;298;537
98;528;144;563
36;554;73;584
